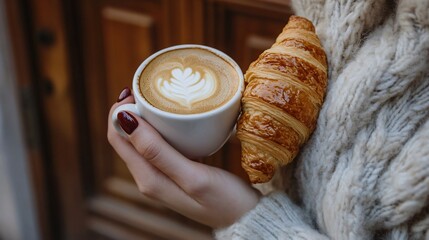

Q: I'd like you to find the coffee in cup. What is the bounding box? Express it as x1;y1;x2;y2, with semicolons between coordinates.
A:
138;48;239;114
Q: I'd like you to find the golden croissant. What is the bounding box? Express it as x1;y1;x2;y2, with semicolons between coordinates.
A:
237;16;328;183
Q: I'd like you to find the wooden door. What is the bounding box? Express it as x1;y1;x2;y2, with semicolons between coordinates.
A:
6;0;292;239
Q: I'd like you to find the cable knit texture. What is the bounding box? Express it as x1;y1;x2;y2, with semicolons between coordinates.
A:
215;0;429;239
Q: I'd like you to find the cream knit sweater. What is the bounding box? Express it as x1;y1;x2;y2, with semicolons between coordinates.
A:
216;0;429;239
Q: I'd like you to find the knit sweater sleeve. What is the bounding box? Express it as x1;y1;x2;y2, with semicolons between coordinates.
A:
214;192;328;240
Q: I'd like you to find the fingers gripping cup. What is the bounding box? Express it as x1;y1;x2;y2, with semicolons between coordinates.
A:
112;44;244;159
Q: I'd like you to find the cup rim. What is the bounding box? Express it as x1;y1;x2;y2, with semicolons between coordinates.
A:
132;44;245;120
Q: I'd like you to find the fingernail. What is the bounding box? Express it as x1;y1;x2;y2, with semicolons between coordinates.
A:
117;87;131;102
117;111;138;134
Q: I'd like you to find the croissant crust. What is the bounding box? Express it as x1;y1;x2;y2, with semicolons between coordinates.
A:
237;16;328;183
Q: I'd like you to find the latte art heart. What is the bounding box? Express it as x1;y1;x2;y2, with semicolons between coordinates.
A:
157;67;216;108
139;48;239;114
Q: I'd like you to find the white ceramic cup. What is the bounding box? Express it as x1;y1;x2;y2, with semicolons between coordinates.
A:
112;44;244;159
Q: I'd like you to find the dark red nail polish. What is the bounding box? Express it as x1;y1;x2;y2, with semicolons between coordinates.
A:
117;87;131;102
117;111;138;134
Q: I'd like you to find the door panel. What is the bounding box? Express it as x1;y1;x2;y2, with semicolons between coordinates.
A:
206;0;293;69
102;6;155;107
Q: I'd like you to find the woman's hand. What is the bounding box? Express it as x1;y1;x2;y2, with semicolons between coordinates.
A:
107;89;260;228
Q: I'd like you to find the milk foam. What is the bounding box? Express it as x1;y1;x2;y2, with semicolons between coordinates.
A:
156;67;217;108
139;48;239;114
